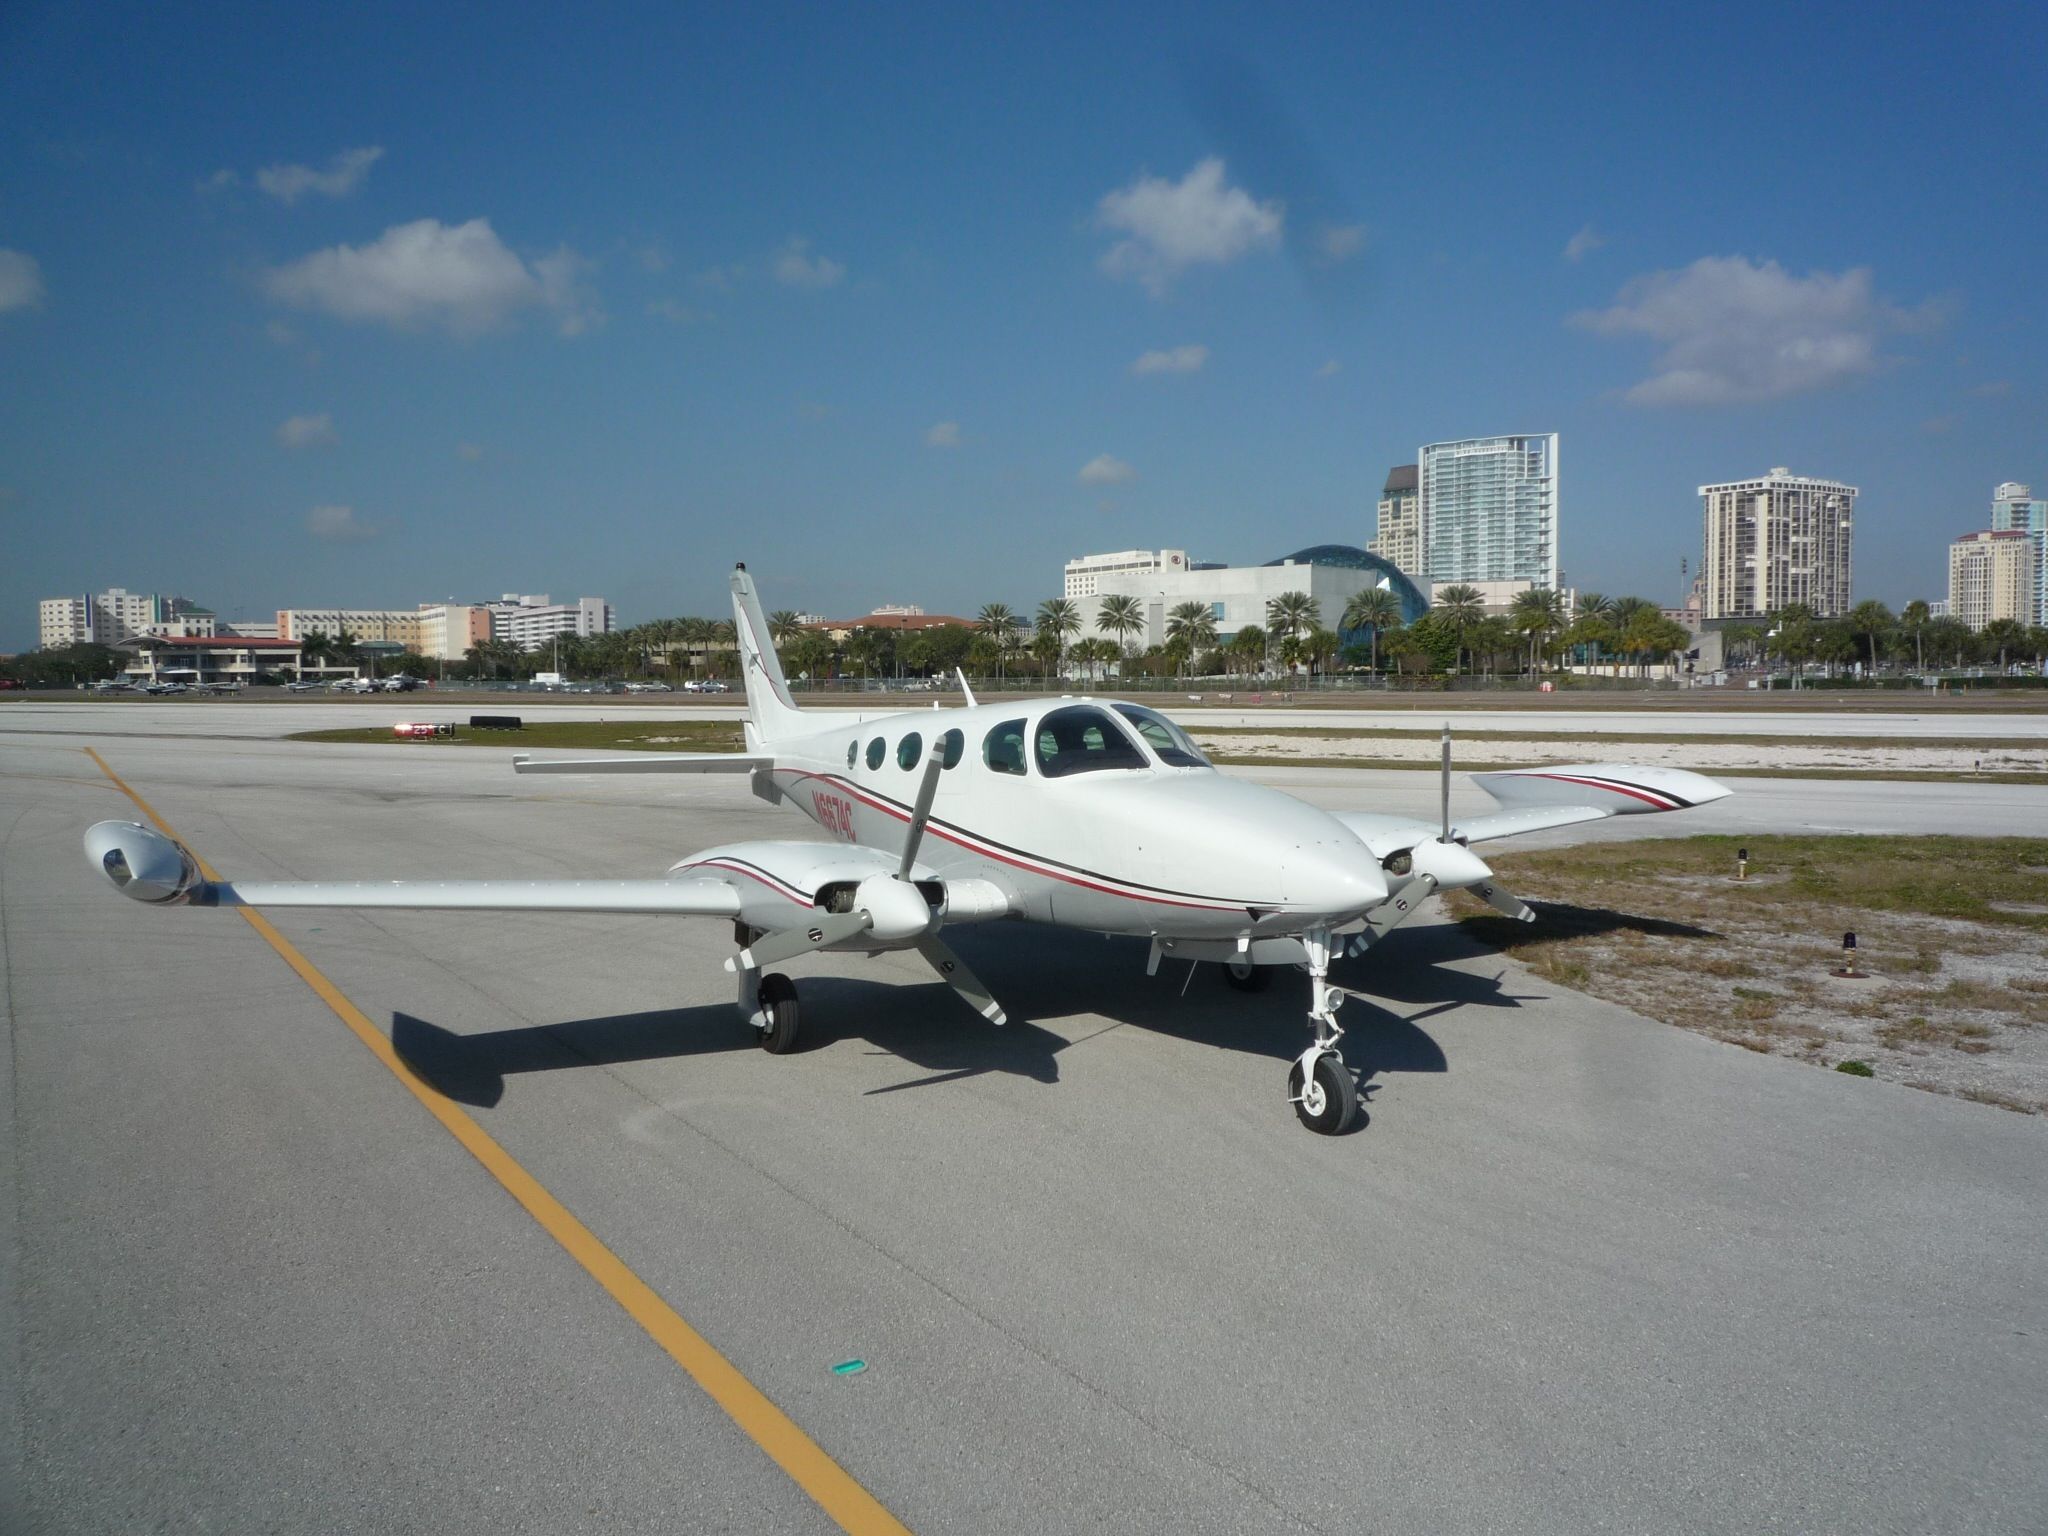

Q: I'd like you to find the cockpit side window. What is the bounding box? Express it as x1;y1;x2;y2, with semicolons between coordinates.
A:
982;718;1028;776
1033;705;1149;778
1111;703;1211;768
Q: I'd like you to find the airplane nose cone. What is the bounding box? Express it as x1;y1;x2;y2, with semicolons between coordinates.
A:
1282;848;1388;918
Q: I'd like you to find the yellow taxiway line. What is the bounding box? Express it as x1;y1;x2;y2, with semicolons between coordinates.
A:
84;746;912;1536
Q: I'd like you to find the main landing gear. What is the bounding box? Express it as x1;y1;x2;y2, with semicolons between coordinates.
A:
1288;929;1359;1135
735;921;802;1054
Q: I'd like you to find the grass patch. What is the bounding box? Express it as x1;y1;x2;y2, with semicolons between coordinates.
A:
1836;1059;1875;1077
290;720;748;752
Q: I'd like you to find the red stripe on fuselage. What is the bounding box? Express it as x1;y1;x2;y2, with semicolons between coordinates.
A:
774;768;1249;913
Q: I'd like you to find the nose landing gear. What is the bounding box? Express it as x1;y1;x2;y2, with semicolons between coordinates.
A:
1288;928;1359;1134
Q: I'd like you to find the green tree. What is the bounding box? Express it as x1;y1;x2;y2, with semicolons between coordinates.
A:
1431;584;1484;674
769;609;804;645
1846;599;1895;675
976;603;1020;683
1165;601;1218;679
1096;594;1144;660
1341;587;1403;677
1899;599;1931;673
1035;597;1082;678
1264;592;1318;672
1228;624;1267;681
1509;588;1568;677
1981;617;2027;669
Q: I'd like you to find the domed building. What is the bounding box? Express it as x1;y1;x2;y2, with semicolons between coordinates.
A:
1263;545;1430;625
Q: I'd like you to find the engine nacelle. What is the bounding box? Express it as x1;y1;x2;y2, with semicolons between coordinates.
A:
853;873;935;942
84;820;205;904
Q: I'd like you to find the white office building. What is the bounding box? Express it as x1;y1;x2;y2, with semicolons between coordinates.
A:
1417;434;1560;589
1699;467;1857;619
1948;530;2033;631
36;587;188;649
488;594;616;652
1990;481;2047;627
1063;550;1192;600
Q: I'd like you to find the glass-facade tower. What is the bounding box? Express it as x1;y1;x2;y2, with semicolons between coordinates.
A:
1417;434;1560;589
1990;482;2047;627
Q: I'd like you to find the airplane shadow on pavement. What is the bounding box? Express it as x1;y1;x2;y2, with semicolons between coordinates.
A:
391;916;1557;1112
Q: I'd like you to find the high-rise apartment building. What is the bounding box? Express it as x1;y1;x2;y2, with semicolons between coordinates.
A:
1367;465;1422;577
1699;467;1856;619
1948;530;2033;631
1416;435;1559;589
1062;550;1190;600
35;587;194;649
1989;481;2047;627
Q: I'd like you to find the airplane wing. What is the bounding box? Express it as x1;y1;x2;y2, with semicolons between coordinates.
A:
1332;762;1731;852
512;753;769;775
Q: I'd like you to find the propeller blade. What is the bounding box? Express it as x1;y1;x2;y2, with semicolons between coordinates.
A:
1439;724;1452;842
724;910;871;972
898;753;945;880
914;935;1007;1024
1474;881;1535;923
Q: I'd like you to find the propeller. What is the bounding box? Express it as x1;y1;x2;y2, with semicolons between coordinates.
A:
1439;723;1452;842
725;753;1016;1027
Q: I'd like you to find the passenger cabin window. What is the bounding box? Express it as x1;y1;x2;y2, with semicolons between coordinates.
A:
1112;703;1211;768
938;728;964;768
865;737;885;770
982;719;1028;776
897;732;923;770
846;741;857;769
1033;705;1149;779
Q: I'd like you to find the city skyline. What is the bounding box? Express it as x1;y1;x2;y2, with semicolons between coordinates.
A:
3;3;2043;651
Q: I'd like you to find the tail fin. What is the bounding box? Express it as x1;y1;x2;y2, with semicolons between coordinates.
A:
728;564;815;747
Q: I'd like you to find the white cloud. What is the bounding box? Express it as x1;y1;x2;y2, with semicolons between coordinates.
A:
455;442;484;461
264;218;600;336
276;412;337;448
1096;158;1282;296
257;146;385;204
305;504;375;540
1078;453;1136;485
773;238;844;290
1571;255;1932;406
1131;344;1208;376
201;168;239;193
0;249;46;312
1317;224;1366;263
1563;224;1605;262
925;420;961;447
1316;358;1341;378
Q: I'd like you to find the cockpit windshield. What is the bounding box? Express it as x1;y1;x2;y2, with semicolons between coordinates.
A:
1111;703;1211;768
1032;705;1150;778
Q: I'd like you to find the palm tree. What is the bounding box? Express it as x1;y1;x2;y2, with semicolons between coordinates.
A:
1900;599;1931;673
976;603;1019;683
298;628;334;679
1341;588;1402;678
1164;601;1218;680
1096;594;1144;663
1509;588;1568;677
1035;597;1082;679
1846;599;1895;676
769;609;804;645
1432;584;1484;674
1228;624;1267;681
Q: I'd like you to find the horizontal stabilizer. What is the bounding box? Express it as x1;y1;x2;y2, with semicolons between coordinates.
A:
513;753;770;775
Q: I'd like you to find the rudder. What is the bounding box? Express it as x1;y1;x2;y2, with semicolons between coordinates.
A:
728;563;814;746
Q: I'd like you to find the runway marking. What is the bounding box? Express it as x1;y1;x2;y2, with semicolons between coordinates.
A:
83;747;912;1536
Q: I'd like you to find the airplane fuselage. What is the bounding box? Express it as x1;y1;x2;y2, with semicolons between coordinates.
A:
748;695;1388;942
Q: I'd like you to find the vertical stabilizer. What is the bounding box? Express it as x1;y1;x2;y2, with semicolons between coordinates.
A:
728;564;814;746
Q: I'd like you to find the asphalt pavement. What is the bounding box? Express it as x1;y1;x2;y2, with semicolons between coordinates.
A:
3;723;2044;1533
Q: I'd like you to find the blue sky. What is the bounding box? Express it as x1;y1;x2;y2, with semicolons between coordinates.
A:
3;0;2043;648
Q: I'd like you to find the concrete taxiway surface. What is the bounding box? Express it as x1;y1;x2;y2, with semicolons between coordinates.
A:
4;724;2045;1533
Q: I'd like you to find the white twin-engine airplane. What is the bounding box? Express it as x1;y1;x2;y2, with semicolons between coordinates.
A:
85;565;1731;1134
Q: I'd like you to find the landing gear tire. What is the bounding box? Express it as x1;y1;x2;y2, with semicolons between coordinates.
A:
1288;1051;1357;1135
1223;958;1271;992
757;973;800;1054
